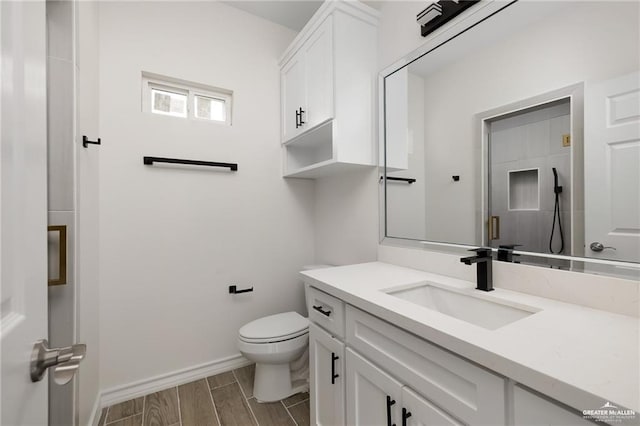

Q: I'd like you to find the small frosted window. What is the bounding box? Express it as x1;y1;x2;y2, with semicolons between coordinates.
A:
142;72;232;125
151;89;187;117
195;95;226;122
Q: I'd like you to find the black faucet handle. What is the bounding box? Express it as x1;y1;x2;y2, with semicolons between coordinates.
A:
468;247;493;257
498;244;522;250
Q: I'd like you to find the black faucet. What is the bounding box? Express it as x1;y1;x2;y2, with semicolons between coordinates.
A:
460;248;494;292
497;244;521;263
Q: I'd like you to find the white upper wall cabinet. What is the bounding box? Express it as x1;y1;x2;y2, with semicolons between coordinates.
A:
279;0;379;178
282;17;333;142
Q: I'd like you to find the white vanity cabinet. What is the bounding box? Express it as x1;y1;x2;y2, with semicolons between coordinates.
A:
279;0;379;178
306;284;599;426
345;306;506;426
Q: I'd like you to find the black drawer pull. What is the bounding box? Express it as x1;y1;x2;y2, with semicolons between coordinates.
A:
402;408;412;426
295;109;301;128
386;396;396;426
331;352;340;384
312;305;331;317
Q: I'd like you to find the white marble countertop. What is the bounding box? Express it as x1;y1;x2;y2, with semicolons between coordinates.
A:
301;262;640;413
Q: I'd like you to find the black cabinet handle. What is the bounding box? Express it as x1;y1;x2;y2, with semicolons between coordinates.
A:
295;109;301;128
331;353;340;384
298;107;305;126
402;408;412;426
312;305;331;317
386;396;396;426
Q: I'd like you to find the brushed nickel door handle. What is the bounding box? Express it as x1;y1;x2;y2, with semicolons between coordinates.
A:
590;242;616;252
30;339;86;384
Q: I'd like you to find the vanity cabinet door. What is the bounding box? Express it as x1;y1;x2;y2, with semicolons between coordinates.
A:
346;348;403;426
513;385;593;425
310;323;345;426
281;51;306;142
401;386;464;426
302;16;333;130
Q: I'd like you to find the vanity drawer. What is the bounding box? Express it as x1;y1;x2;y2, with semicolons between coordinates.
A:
307;286;345;339
346;305;506;425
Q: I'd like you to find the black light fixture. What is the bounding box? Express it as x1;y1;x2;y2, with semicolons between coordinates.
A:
417;0;480;37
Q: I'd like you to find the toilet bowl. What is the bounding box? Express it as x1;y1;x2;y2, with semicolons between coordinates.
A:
237;311;309;402
237;264;332;402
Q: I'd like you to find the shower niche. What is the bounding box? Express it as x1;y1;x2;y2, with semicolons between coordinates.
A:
508;168;540;211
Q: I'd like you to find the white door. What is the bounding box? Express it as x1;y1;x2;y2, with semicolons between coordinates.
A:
585;72;640;262
303;17;333;130
310;323;345;426
281;52;306;142
346;348;403;426
1;1;49;425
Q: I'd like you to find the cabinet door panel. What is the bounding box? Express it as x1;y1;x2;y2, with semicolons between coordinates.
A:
514;385;592;426
304;16;333;129
310;323;345;426
346;349;403;426
281;52;305;142
402;387;464;426
346;306;505;425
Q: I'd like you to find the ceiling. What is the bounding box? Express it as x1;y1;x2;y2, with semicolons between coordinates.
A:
222;1;324;31
223;1;382;32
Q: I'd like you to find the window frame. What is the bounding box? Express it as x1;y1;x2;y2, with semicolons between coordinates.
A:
142;72;233;125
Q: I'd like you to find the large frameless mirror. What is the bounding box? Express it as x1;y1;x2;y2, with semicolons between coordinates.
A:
381;0;640;278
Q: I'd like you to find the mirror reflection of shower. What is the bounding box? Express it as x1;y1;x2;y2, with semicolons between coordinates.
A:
487;98;575;260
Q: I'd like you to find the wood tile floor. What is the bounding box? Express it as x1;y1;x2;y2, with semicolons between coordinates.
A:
97;364;310;426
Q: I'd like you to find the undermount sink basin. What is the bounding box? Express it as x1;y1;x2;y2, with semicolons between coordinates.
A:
385;283;539;330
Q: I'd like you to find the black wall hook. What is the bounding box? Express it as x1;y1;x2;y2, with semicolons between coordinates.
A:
229;285;253;294
82;136;101;148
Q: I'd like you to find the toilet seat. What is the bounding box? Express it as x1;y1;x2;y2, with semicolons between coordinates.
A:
239;311;308;344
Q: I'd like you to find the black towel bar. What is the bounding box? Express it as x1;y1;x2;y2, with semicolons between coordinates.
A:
380;176;416;184
143;156;238;171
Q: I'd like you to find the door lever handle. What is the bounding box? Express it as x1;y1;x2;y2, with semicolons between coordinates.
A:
30;339;86;384
590;242;616;252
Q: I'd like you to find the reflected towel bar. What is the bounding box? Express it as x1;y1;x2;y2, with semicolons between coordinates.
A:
143;156;238;171
380;176;416;184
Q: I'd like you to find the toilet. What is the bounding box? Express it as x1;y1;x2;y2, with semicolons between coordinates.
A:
237;264;331;402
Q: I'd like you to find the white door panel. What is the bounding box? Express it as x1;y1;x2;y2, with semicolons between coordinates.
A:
1;1;49;424
304;17;333;130
585;72;640;263
310;323;345;426
346;348;403;426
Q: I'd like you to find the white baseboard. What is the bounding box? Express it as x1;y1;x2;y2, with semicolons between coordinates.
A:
100;354;252;407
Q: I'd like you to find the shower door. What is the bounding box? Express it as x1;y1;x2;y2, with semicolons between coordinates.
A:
487;99;572;255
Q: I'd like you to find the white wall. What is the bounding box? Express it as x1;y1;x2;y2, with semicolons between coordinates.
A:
314;169;379;266
98;1;315;391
